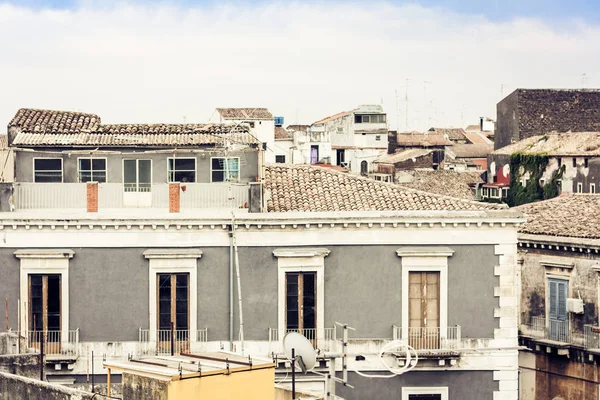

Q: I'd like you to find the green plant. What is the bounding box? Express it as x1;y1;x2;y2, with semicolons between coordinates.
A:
507;152;563;206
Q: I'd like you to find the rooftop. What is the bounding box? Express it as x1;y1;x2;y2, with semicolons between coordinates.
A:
516;194;600;240
274;126;293;140
216;108;273;120
397;170;484;201
449;143;493;158
374;148;432;164
8;108;256;147
312;110;352;125
492;132;600;156
428;127;468;141
395;132;453;147
463;131;493;145
264;164;503;212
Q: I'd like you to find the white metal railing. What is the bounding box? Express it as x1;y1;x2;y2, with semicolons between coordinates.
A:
27;329;79;357
268;327;337;354
138;328;208;356
392;325;461;350
13;182;250;210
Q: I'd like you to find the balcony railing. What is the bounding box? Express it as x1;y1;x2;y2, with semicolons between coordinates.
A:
13;182;249;210
138;328;208;356
268;327;337;354
584;325;600;350
393;325;461;350
27;329;79;358
522;316;584;346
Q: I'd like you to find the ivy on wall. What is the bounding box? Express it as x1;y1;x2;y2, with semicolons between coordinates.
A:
507;152;565;206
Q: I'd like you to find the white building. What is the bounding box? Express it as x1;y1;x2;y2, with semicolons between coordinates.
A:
211;108;276;164
312;105;388;175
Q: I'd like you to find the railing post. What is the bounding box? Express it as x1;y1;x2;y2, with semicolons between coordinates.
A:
170;323;175;356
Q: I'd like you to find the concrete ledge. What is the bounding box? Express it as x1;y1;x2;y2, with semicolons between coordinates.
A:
0;370;110;400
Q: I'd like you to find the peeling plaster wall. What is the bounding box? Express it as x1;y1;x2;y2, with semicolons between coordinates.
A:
0;371;109;400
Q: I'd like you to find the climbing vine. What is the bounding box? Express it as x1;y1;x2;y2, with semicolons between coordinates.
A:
507;152;564;207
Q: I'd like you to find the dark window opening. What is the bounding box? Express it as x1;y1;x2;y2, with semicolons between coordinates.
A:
360;160;368;176
275;155;286;163
34;158;62;183
585;158;589;168
336;149;345;166
78;158;107;183
286;272;316;332
29;274;61;343
408;395;442;400
168;158;196;183
310;146;319;164
573;158;577;168
158;273;189;332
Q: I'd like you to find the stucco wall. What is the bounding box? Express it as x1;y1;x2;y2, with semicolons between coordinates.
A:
0;371;109;400
496;90;520;150
336;370;497;400
14;149;259;184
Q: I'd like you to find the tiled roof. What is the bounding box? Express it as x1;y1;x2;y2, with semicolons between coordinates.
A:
449;143;493;158
275;126;293;140
286;125;309;132
12;124;256;147
516;194;600;239
216;108;273;120
312;110;352;125
264;165;503;212
374;148;432;164
395;132;453;147
465;124;481;132
397;170;484;201
492;132;600;156
429;127;468;141
463;131;493;145
9;108;100;133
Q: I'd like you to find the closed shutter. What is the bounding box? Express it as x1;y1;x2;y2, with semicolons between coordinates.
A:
557;280;568;321
548;280;557;320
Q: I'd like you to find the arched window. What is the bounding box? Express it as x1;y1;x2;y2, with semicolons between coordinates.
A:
360;160;368;176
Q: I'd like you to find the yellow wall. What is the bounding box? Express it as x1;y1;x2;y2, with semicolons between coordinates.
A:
167;367;275;400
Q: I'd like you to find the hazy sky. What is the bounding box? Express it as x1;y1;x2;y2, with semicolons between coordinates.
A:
1;0;600;131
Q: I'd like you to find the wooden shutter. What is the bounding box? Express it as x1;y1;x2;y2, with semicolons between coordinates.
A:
548;278;568;321
408;272;440;328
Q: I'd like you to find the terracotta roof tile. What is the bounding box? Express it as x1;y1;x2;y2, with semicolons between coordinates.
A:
216;108;273;120
275;126;293;140
397;170;484;201
449;143;493;158
9;108;100;133
493;131;600;156
463;131;493;145
264;165;502;212
429;127;468;141
516;194;600;239
395;132;453;147
312;110;352;125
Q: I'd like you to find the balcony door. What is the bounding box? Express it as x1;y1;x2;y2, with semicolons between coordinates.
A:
157;273;189;353
123;159;152;207
548;278;568;342
408;271;440;349
286;272;316;342
29;274;61;352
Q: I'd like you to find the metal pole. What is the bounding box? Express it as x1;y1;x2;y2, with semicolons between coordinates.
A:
5;297;8;331
342;324;348;385
91;350;94;393
291;348;296;399
39;331;44;381
171;322;175;356
17;299;20;354
229;226;234;351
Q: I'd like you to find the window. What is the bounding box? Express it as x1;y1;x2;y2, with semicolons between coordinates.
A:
336;149;345;166
557;157;562;167
557;180;562;195
354;114;386;124
158;273;189;333
310;146;319;164
29;274;61;337
573;158;577;168
409;272;440;349
402;388;448;400
376;135;381;141
591;183;596;194
540;179;545;186
78;158;107;183
275;155;286;164
585;158;589;168
124;159;152;192
548;278;568;342
168;158;196;183
33;158;62;183
360;160;368;176
577;182;583;193
274;248;329;344
211;157;240;182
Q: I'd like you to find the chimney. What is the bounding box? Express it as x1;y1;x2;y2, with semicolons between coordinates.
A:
169;183;180;213
248;182;263;213
87;182;98;213
479;117;484;131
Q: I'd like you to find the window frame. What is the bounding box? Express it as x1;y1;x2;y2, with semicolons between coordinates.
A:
402;387;448;400
33;157;63;183
167;157;197;183
122;159;153;192
275;155;286;164
77;157;108;183
210;157;240;183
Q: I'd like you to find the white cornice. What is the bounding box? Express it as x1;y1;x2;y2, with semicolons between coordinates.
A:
396;246;455;257
14;249;74;259
143;249;203;259
518;233;600;254
273;248;330;258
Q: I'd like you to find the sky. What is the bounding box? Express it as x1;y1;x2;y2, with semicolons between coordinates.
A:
1;0;600;131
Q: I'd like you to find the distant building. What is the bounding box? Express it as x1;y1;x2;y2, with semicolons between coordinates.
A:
312;105;388;175
428;127;469;144
496;89;600;150
396;169;484;201
445;143;493;171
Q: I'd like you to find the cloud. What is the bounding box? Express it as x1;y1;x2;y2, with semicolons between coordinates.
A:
1;1;600;130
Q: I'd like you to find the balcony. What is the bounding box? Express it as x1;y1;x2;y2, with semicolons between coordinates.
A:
521;316;584;353
268;327;338;355
392;325;461;350
138;328;208;356
12;182;249;211
27;329;79;359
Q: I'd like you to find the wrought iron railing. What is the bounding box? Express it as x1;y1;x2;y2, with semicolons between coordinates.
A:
268;327;337;354
522;316;584;346
138;328;208;356
27;329;79;357
392;325;461;350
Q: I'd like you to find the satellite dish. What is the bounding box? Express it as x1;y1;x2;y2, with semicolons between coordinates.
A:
283;332;317;372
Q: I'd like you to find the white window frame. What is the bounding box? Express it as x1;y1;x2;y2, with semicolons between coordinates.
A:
15;249;74;338
397;247;453;341
33;157;63;183
210;157;240;183
144;249;202;341
273;248;330;337
402;387;449;400
122;159;153;192
167;157;197;183
77;157;108;183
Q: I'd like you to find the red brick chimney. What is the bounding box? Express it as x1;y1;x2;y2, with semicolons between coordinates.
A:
169;183;180;213
87;182;98;212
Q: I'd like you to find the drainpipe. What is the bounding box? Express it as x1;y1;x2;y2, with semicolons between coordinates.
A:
228;225;234;351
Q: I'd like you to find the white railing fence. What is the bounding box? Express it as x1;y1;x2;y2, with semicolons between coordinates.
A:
392;325;461;350
26;329;79;357
268;327;337;354
14;183;86;209
138;328;208;356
